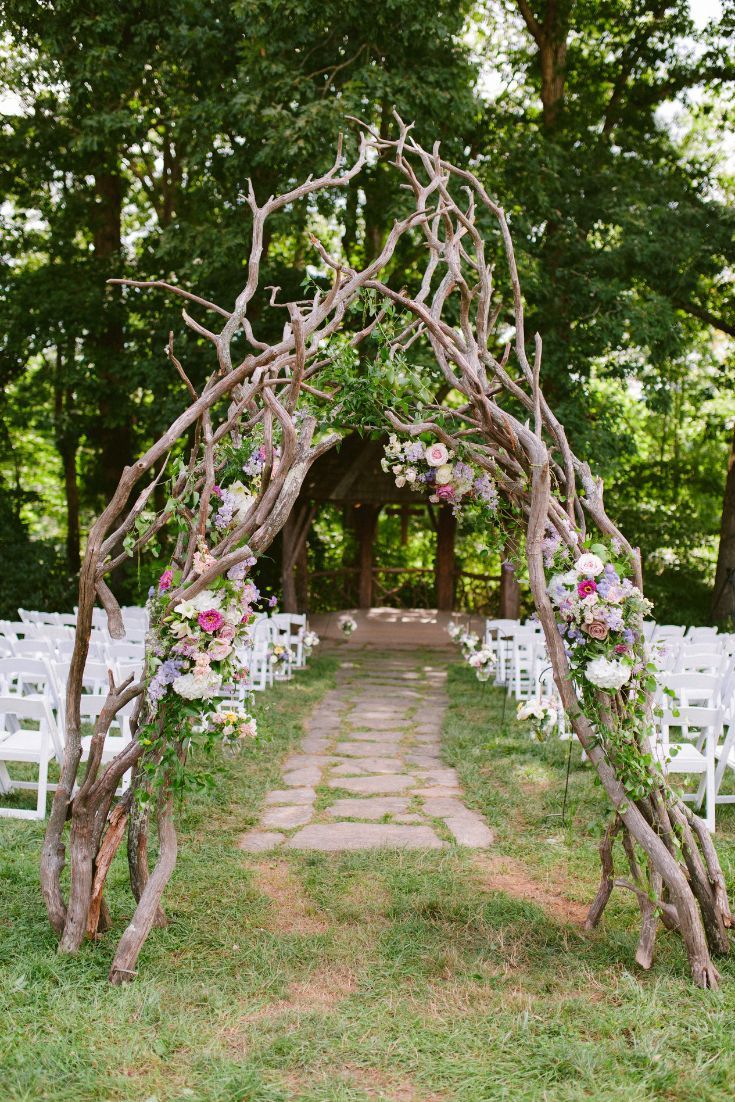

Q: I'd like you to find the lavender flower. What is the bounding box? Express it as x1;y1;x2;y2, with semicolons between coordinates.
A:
148;658;183;703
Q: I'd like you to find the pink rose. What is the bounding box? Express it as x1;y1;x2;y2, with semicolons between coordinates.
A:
614;643;628;654
435;483;455;501
583;620;609;641
425;442;449;467
158;569;173;592
209;638;232;660
219;623;236;642
198;609;224;634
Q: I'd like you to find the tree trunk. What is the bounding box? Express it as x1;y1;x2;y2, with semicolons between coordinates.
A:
53;348;81;573
712;424;735;625
354;504;379;608
436;506;456;610
92;169;132;498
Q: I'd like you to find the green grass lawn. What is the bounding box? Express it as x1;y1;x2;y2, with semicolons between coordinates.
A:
3;654;735;1101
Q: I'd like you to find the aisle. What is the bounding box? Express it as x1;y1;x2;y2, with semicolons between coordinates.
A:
239;650;494;852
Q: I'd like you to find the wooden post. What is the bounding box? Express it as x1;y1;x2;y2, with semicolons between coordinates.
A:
435;505;456;610
281;502;315;612
354;504;379;608
281;512;298;612
499;553;521;619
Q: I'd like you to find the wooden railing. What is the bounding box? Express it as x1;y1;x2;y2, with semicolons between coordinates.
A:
308;566;501;614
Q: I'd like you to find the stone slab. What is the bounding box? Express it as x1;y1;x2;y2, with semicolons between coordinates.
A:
414;786;463;798
238;830;284;852
444;812;494;848
283;766;322;787
282;753;333;770
333;756;405;774
326;796;410;820
329;773;416;795
334;741;404;758
264;787;316;806
285;822;443;851
422;796;468;818
261;805;313;830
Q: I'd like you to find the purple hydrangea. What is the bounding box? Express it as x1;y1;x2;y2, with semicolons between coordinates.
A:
148;658;182;703
215;489;237;530
474;474;499;509
406;442;424;461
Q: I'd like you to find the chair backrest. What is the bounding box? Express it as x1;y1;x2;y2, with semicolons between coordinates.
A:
0;693;64;759
676;651;727;676
686;626;719;642
659;671;722;708
655;625;686;640
77;693;135;741
0;620;36;639
658;705;723;758
12;639;55;657
107;642;145;662
0;657;61;702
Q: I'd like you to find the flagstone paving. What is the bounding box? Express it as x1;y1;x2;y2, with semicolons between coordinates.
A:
238;651;494;853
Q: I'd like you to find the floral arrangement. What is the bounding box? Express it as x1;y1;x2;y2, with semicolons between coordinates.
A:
546;542;653;695
467;644;495;683
303;629;320;655
148;552;260;705
381;436;499;513
517;698;560;743
544;531;658;798
339;615;357;638
210;708;258;749
270;643;293;674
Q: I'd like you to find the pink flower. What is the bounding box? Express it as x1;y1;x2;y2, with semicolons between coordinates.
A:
158;569;173;592
198;609;224;634
435;483;455;501
209;638;232;661
583;620;609;641
425;442;449;467
577;579;597;598
614;643;629;654
219;623;236;642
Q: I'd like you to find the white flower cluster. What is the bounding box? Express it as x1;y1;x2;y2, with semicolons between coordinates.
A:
584;656;632;691
339;615;357;637
517;698;560;742
467;645;495;682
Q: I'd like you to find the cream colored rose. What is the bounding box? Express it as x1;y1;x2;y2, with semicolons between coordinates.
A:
434;464;453;485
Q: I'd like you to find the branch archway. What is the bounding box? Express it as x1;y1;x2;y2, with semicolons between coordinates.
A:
40;120;732;988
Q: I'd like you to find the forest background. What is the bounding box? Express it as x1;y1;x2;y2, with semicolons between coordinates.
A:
1;0;734;624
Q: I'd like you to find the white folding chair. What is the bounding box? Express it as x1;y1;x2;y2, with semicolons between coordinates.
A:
0;695;64;820
657;706;719;832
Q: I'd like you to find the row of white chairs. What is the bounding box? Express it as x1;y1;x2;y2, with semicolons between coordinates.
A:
0;608;314;820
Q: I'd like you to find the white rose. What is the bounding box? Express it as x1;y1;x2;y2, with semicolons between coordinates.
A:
584;657;631;692
425;442;449;467
405;468;417;483
575;553;605;577
434;464;453;485
395;475;406;487
228;480;256;525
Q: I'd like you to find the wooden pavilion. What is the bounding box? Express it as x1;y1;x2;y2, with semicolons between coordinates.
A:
280;434;520;616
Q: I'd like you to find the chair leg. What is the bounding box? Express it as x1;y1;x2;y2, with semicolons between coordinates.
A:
36;753;49;820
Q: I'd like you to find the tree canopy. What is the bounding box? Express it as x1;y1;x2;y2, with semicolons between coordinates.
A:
1;0;733;621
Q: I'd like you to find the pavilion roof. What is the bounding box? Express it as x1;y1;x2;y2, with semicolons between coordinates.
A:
299;433;421;505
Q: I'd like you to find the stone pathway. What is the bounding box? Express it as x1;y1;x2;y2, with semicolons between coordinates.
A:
239;651;494;853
